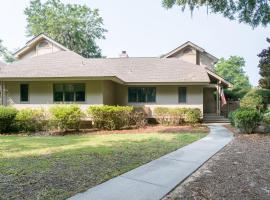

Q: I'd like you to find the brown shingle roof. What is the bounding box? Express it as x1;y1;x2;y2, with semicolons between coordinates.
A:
0;51;210;83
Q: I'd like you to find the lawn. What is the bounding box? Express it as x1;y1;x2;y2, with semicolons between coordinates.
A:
0;128;207;200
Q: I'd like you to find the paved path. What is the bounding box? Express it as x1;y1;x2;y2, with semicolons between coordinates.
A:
68;125;233;200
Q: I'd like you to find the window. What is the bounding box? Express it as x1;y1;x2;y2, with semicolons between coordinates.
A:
20;84;29;102
178;87;187;103
37;40;50;48
128;87;156;103
53;84;85;102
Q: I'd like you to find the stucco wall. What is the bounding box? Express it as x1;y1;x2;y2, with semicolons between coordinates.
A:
4;81;205;115
115;85;204;116
5;80;103;110
103;80;116;105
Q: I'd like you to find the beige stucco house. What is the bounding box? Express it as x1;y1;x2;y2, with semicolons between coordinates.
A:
0;34;231;118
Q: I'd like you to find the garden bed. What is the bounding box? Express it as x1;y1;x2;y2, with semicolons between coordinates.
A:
163;125;270;200
0;126;207;200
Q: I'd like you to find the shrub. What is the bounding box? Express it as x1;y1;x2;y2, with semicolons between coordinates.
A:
185;108;201;124
15;109;47;132
130;107;148;128
262;112;270;124
228;111;236;126
240;93;264;111
50;105;83;131
88;105;134;130
241;89;270;111
233;108;261;134
154;107;201;125
0;106;17;133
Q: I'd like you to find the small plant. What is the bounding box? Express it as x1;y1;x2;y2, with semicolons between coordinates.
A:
185;108;201;124
228;111;236;126
50;105;83;131
88;105;134;130
15;108;47;132
0;106;17;133
233;108;261;134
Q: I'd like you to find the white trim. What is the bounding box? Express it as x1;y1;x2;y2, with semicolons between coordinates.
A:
206;68;232;88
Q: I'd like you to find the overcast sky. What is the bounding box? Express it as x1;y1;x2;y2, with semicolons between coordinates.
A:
0;0;269;86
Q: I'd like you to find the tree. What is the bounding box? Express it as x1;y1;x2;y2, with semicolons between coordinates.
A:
215;56;251;99
24;0;107;58
258;38;270;89
162;0;270;28
0;39;15;63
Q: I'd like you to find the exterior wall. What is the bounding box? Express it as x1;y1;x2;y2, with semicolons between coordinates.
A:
4;81;206;117
103;80;116;105
5;80;103;111
115;85;204;117
169;47;197;65
19;39;64;60
200;53;215;69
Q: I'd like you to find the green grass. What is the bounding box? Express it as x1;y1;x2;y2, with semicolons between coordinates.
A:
0;131;206;200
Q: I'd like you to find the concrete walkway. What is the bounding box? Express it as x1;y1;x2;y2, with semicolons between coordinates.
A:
69;125;233;200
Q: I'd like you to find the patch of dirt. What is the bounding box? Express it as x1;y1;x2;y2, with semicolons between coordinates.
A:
27;125;209;136
163;131;270;200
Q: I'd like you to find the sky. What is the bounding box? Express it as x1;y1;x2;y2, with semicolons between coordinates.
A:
0;0;269;86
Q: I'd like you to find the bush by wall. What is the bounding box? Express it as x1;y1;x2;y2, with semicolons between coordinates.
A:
15;109;48;132
88;105;134;130
0;106;17;133
129;106;148;128
50;105;84;131
233;108;261;134
185;109;201;124
154;107;201;125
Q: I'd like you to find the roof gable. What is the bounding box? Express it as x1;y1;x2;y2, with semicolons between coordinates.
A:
162;41;218;63
14;34;70;59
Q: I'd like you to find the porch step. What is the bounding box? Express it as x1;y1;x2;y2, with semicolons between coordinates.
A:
203;114;230;123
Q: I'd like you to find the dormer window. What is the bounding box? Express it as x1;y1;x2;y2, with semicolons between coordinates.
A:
37;40;50;48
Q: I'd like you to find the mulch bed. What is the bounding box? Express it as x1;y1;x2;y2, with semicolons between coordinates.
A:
25;125;209;136
163;125;270;200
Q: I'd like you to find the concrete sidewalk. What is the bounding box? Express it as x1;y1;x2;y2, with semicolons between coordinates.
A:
68;125;233;200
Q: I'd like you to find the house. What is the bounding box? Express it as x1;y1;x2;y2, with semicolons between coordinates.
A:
0;34;231;117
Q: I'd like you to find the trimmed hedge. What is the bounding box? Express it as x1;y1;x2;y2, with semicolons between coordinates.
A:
15;109;47;132
233;108;261;134
154;107;201;125
0;106;17;133
88;105;134;130
50;105;84;131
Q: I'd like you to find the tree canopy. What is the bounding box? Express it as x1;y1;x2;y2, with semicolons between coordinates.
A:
162;0;270;28
215;56;251;99
25;0;107;58
0;39;15;63
258;38;270;89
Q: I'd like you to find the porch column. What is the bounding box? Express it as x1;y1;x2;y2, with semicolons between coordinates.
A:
0;81;3;106
216;83;221;116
